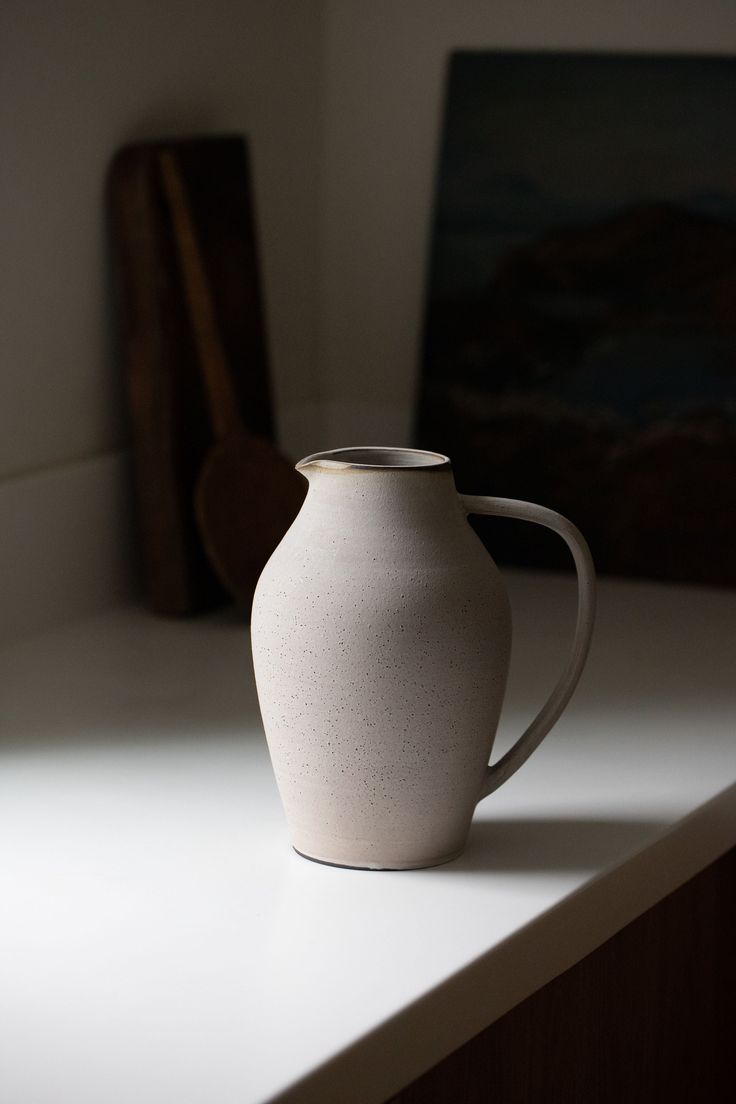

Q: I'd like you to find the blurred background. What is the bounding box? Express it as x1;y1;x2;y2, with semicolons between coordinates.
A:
2;0;735;641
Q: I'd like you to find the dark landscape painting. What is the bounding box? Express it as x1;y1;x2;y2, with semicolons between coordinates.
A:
417;51;736;585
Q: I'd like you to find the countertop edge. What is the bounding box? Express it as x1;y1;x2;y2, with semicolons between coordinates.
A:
271;780;736;1104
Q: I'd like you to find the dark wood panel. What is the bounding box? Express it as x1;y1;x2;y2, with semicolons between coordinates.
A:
107;135;273;615
389;847;736;1103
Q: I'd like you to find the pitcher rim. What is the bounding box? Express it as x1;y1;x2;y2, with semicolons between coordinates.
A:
296;446;452;472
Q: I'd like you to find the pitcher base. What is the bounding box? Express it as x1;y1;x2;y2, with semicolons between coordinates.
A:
293;845;464;871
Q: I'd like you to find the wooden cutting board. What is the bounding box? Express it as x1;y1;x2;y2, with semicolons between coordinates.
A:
107;135;276;615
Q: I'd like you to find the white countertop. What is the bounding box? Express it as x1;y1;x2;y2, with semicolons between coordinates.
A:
1;571;735;1104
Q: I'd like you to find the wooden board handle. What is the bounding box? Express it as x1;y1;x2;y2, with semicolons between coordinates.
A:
158;149;243;440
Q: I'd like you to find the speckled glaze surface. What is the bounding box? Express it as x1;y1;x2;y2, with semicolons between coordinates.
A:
251;447;596;870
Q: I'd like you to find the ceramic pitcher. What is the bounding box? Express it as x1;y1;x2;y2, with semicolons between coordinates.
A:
251;447;595;870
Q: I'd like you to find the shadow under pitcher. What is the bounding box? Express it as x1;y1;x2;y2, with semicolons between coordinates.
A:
251;447;596;870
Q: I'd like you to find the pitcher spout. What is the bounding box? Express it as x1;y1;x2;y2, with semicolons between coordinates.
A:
295;452;352;474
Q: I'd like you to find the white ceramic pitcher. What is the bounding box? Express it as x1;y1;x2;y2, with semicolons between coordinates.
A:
251;447;596;870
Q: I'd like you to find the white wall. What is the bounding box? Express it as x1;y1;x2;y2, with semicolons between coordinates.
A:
319;0;736;447
0;0;324;480
3;0;736;636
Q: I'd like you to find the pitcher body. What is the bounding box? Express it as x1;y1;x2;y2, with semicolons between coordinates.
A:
251;447;595;870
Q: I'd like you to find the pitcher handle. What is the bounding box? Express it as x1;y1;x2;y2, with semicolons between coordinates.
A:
460;496;596;801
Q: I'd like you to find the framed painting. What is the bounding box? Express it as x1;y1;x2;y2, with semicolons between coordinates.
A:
417;51;736;585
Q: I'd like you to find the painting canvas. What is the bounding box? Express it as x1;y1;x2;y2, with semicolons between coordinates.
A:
417;51;736;585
